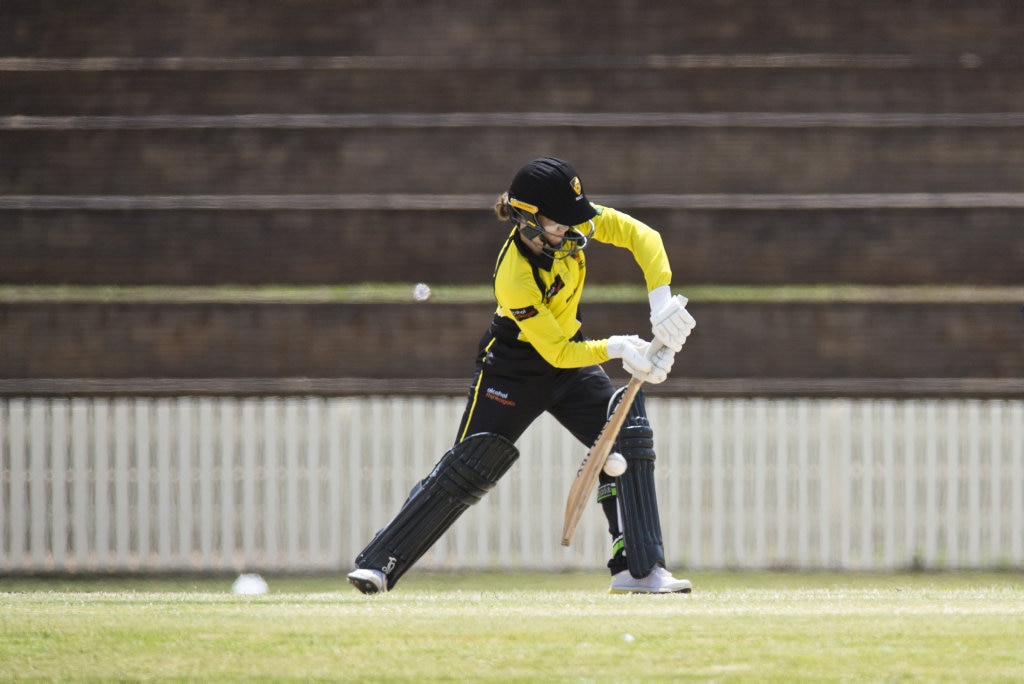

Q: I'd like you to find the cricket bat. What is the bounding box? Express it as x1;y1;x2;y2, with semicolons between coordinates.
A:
560;339;664;546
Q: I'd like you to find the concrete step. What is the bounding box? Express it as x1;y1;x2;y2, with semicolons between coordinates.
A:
4;0;1021;58
6;376;1021;399
5;122;1024;195
5;61;1024;116
1;300;1019;380
3;206;1023;286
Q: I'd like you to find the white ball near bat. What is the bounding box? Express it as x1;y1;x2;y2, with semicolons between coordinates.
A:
603;451;627;477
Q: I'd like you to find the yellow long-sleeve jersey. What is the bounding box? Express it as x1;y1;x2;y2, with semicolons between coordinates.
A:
492;204;672;369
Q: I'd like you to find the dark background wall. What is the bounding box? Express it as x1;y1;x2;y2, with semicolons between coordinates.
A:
1;1;1022;394
1;301;1020;380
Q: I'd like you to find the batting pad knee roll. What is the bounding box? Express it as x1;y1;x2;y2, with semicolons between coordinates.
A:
610;389;666;578
353;432;518;590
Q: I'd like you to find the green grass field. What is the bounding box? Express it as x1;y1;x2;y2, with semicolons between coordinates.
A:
3;283;1023;304
2;571;1022;681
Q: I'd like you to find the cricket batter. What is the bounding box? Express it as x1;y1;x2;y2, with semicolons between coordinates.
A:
348;157;696;594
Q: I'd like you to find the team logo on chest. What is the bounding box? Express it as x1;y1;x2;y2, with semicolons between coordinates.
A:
544;275;565;302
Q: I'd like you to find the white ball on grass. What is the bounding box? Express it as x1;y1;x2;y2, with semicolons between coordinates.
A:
232;573;268;595
603;451;627;477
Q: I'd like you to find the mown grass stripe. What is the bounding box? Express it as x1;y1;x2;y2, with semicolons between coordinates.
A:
1;284;1021;304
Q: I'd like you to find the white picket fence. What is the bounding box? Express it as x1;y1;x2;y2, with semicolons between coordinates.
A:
1;396;1022;574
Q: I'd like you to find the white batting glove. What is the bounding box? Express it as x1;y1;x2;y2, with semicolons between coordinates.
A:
606;335;652;379
645;343;675;384
606;335;673;384
649;285;696;352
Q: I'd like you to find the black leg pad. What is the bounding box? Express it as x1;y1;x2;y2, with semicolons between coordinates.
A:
354;432;518;589
611;388;666;578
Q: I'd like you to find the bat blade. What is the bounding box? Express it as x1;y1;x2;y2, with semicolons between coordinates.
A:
560;300;684;546
560;376;643;546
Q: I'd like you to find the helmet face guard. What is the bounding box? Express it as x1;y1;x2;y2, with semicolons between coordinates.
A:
508;197;594;260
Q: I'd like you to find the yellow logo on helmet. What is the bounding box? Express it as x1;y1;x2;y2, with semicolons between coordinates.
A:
570;176;582;195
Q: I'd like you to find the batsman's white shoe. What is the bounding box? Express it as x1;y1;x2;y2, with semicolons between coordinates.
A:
347;568;387;594
609;566;692;594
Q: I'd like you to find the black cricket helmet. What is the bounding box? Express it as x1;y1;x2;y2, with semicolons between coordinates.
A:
507;157;597;259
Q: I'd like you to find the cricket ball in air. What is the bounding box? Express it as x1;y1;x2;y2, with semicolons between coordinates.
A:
413;283;432;302
604;451;627;477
